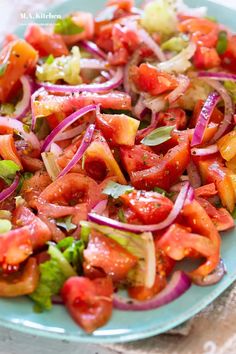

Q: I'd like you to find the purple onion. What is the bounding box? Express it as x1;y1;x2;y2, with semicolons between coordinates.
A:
14;76;33;120
168;75;190;104
193;259;226;286
79;40;107;60
198;71;236;82
0;175;20;203
113;271;191;311
191;144;218;156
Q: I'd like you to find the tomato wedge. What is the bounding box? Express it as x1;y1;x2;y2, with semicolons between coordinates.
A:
61;276;113;333
0;134;22;168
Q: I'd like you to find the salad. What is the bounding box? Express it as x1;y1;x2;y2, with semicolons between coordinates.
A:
0;0;236;334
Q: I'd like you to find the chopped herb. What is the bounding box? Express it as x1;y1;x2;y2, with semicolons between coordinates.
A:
141;125;175;146
118;208;126;222
103;181;134;199
153;186;174;198
45;54;54;64
216;31;228;55
54;16;84;35
55;215;77;232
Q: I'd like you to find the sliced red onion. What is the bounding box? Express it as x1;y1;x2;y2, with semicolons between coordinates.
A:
50;142;62;156
88;182;190;233
0;175;20;202
168;75;190;104
113;271;191;311
198;71;236;82
186;160;201;188
191;91;220;147
79;40;107;60
38;67;123;94
91;200;108;214
57;124;95;178
0;117;40;151
201;79;234;141
185;185;194;204
136;112;159;141
191;144;218;156
132;96;147;120
138;28;166;62
55;123;87;141
193;259;226;286
41;104;98;152
80;58;109;70
14;76;32;120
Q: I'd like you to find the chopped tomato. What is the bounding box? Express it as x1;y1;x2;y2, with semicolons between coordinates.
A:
131;135;190;190
128;274;166;301
0;258;39;297
221;34;236;73
61;276;113;333
190;99;224;128
131;63;178;96
194;183;217;198
178;18;219;48
32;90;131;120
0;40;38;102
193;46;221;69
20;155;43;172
60;12;94;45
158;108;187;130
96;113;139;146
25;24;68;57
120;145;161;175
0;134;22;168
120;190;173;224
95;23;114;52
83;230;137;281
196;197;234;231
107;0;134;11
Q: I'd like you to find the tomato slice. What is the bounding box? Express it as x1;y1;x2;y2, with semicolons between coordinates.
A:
131;63;178;96
0;134;22;168
221;34;236;73
25;24;68;57
131;135;190;190
83;230;137;281
194;183;217;198
120;190;173;224
158;108;187;130
193;46;221;69
0;40;38;102
128;274;166;301
21;171;51;209
61;276;113;333
0;258;39;297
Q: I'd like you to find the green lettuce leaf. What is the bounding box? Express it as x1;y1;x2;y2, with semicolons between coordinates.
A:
54;16;84;35
0;160;20;184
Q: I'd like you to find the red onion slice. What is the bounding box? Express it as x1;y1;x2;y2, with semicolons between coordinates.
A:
0;175;20;203
91;200;108;214
79;40;107;60
38;67;123;94
191;91;220;147
113;271;191;311
80;58;109;70
14;76;33;120
50;142;62;156
57;124;95;178
0;117;40;151
168;75;190;104
191;144;218;156
193;259;226;286
41;104;98;152
186;160;201;188
138;28;166;62
88;182;190;233
55;123;87;141
198;71;236;82
201;79;234;141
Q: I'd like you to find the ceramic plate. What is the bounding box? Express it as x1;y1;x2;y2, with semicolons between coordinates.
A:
1;0;236;343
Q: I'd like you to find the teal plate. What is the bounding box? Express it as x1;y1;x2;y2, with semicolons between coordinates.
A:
1;0;236;343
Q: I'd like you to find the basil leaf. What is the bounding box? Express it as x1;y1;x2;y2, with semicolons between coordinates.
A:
54;16;84;35
55;215;77;232
0;63;7;77
216;31;228;55
0;160;20;184
103;181;134;199
141;125;175;146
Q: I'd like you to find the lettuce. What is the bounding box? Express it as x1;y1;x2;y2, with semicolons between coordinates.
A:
0;160;20;184
81;221;156;288
141;0;177;35
161;36;189;52
36;46;82;85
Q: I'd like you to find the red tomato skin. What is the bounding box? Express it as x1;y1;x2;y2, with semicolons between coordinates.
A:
83;231;137;282
128;274;166;301
193;46;221;69
158;108;187;130
120;190;173;224
61;276;113;333
221;35;236;73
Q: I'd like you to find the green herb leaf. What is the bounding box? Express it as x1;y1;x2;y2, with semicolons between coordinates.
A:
57;237;85;274
118;208;126;222
216;31;228;55
0;219;12;233
45;54;54;64
103;181;134;199
0;63;7;77
55;215;77;232
141;125;175;146
0;160;20;184
54;16;84;35
80;224;90;243
153;186;175;198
